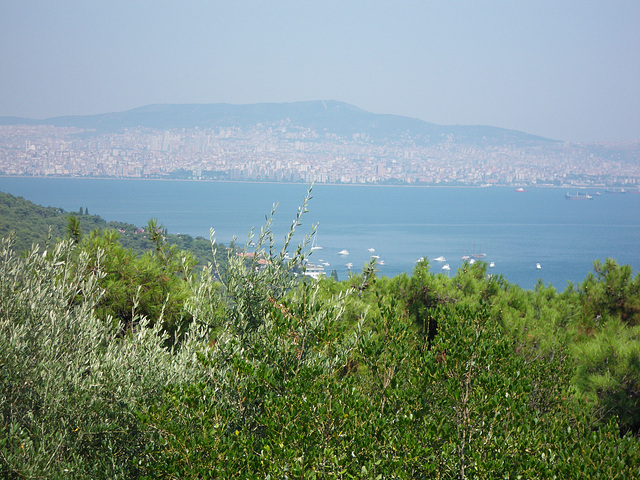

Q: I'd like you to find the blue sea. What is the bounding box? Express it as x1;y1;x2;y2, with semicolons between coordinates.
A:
1;177;640;290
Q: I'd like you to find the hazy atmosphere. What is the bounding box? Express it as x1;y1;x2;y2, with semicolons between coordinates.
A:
3;4;640;477
1;0;639;143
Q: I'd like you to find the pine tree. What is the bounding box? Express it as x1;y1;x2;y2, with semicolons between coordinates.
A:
66;215;82;244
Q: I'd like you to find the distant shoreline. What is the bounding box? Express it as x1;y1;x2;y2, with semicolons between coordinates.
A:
0;175;611;190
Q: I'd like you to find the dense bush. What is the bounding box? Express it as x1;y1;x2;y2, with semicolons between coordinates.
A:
1;191;640;478
74;220;197;342
0;236;205;478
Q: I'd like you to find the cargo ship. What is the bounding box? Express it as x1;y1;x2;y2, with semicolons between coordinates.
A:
565;192;593;200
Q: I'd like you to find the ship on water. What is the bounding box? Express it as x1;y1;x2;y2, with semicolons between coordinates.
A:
303;262;325;280
463;243;486;259
565;191;593;200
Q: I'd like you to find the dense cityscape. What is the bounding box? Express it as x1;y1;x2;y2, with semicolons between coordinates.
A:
1;123;639;187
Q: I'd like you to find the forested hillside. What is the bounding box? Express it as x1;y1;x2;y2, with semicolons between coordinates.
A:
0;191;224;266
1;188;639;478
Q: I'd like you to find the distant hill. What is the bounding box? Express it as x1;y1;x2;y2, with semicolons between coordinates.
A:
0;100;556;147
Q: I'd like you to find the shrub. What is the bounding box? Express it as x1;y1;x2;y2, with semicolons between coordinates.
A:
0;236;204;478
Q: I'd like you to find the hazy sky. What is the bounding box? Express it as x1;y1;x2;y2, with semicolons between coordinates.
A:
1;1;639;143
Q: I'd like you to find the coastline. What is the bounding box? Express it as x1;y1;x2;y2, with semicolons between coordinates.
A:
0;174;616;190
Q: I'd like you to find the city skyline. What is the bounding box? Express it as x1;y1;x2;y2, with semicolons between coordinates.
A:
1;1;639;144
2;117;638;187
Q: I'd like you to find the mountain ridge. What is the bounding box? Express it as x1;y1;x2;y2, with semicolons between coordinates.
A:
0;100;556;147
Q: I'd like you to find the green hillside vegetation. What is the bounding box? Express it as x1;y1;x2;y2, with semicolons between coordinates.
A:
0;191;223;266
0;190;238;346
1;188;640;478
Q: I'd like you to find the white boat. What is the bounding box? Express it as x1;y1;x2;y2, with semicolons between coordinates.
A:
469;258;476;264
536;263;542;270
379;260;385;265
303;262;325;280
371;255;380;259
338;249;349;255
489;261;495;268
434;256;446;262
310;234;323;251
368;248;375;252
441;264;451;271
345;262;353;269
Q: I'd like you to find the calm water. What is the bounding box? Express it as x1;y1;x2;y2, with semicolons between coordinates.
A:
2;177;640;290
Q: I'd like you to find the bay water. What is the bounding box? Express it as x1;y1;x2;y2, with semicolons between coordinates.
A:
1;177;639;290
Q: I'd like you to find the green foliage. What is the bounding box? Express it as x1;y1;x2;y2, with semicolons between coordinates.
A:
66;215;82;244
0;190;227;268
138;187;368;477
138;246;640;477
76;224;197;342
0;236;205;478
418;304;573;477
580;258;640;326
2;191;640;478
192;190;313;340
574;318;640;434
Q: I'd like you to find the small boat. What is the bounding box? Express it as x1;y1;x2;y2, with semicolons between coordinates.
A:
489;261;495;268
368;248;375;252
379;260;385;265
310;234;323;251
465;244;486;259
345;262;353;269
338;249;349;255
371;255;380;259
441;264;451;271
514;187;526;192
469;258;476;264
434;256;446;262
536;263;542;270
